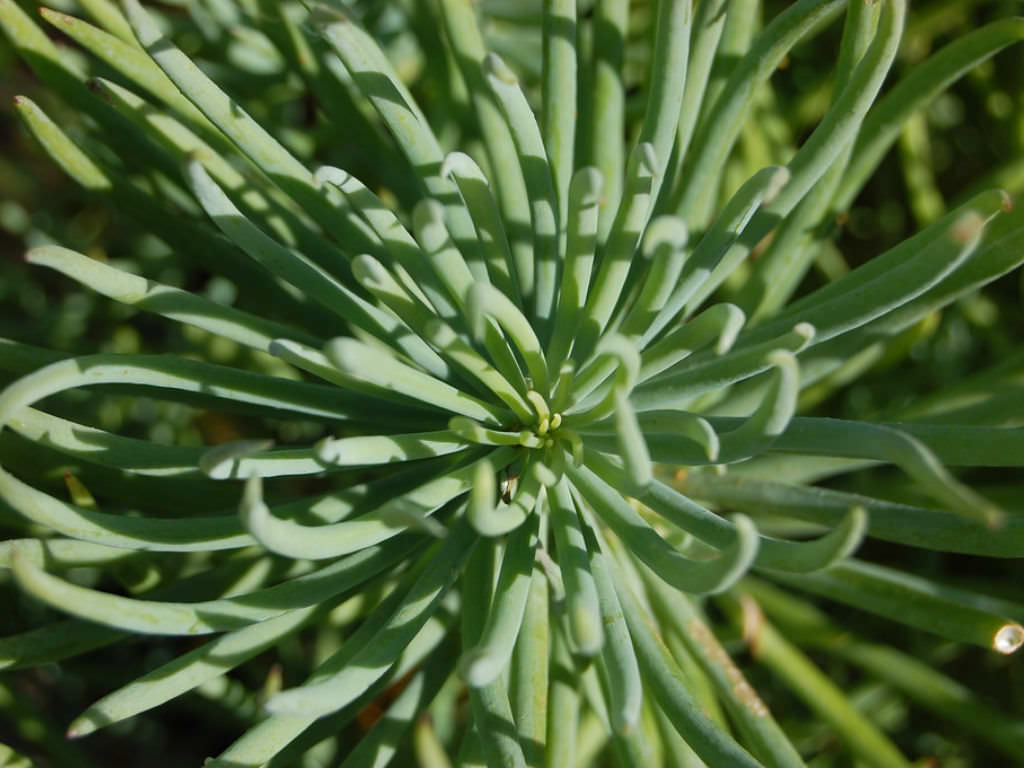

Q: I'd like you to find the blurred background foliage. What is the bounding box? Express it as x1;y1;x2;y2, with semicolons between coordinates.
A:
1;0;1022;766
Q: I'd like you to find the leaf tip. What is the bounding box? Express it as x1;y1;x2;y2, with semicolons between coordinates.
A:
313;435;338;464
993;623;1024;655
440;151;478;182
570;166;603;207
66;720;94;740
739;592;766;657
642;215;688;259
950;210;985;245
266;338;292;359
323;337;358;372
570;604;604;657
484;52;517;85
39;7;73;29
715;304;746;355
238;472;269;530
792;322;815;343
351;253;387;289
612;706;640;736
461;647;500;688
313;164;348;190
982;504;1006;531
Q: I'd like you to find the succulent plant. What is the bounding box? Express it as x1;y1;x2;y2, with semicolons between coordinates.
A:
2;0;1024;766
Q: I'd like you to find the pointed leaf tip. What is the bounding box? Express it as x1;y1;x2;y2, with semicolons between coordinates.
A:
38;7;71;25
